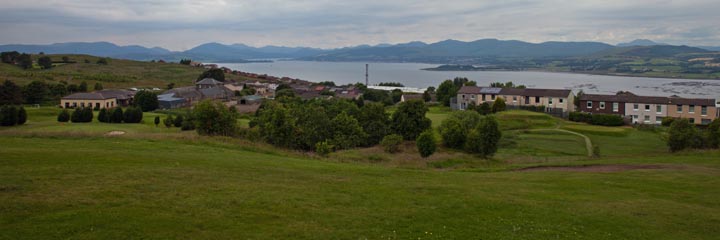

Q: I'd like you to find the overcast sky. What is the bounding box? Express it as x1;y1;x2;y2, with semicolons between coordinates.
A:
0;0;718;50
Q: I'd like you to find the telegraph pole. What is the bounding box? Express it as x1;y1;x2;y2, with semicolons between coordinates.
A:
365;64;369;86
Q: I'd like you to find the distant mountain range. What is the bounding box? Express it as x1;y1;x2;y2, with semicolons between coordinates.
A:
0;39;718;63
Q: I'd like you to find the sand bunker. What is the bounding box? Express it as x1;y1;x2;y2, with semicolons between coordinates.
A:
104;131;126;136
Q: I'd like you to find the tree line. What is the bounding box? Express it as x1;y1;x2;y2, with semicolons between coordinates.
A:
0;80;101;105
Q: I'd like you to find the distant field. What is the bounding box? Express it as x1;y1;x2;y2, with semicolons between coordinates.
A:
1;107;719;239
0;54;259;89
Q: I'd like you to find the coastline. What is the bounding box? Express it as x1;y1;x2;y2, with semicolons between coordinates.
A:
422;68;720;81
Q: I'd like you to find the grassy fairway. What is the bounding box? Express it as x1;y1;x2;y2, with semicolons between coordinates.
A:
1;108;720;239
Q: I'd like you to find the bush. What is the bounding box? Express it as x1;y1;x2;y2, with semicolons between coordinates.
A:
98;108;109;123
520;105;546;112
180;114;195;131
193;100;238;136
173;115;184;128
71;107;93;123
635;123;658;132
315;141;333;157
667;118;698;152
154;116;160;126
569;112;592;123
439;117;465;148
330;112;367;150
416;130;437;158
164;115;174;128
492;97;506;113
478;102;491;115
110;108;124;123
661;117;676;127
57;109;70;122
123;106;143;123
590;114;624;126
16;106;26;125
708;119;720;149
391;100;432;140
134;90;159;112
0;105;18;126
380;134;403;153
465;116;502;158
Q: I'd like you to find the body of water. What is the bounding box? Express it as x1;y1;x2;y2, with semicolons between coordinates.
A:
216;61;720;99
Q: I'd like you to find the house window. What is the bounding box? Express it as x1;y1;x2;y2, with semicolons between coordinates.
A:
482;94;486;101
634;104;639;111
599;101;605;109
701;106;707;116
702;119;712;125
535;96;540;103
644;115;650;123
491;95;496;100
513;96;517;103
656;117;663;124
612;102;619;112
462;94;466;99
559;98;564;103
656;105;662;113
64;102;70;108
549;98;553;104
470;95;474;99
677;105;682;113
73;102;77;107
689;105;695;113
81;103;85;107
645;104;650;112
587;101;592;108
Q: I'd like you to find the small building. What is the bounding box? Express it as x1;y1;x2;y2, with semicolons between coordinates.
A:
158;93;187;109
60;89;135;109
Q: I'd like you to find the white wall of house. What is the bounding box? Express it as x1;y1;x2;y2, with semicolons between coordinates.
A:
625;103;667;124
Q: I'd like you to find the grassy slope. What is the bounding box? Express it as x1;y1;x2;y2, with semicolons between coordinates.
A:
1;108;719;239
0;54;258;89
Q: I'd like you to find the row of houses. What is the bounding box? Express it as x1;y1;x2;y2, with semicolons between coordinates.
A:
455;86;576;116
453;85;719;125
579;91;719;125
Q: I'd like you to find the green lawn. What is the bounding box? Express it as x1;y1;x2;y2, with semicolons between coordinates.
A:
1;107;720;239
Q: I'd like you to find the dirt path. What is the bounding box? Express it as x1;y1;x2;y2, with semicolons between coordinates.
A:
528;129;593;157
516;164;671;173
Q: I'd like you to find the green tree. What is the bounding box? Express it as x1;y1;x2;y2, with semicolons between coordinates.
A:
391;100;432;140
0;105;18;126
381;134;403;153
197;68;225;82
422;90;432;102
38;56;53;69
78;81;88;92
357;102;390;146
167;83;175;90
16;106;26;125
707;119;720;149
66;84;79;93
667;118;698;152
133;90;159;111
154;116;160;127
193;100;238;136
435;80;456;106
1;51;20;63
173;115;184;127
57;109;70;122
0;80;24;105
574;90;584;110
391;89;403;104
465;116;502;158
416;130;437;158
50;83;68;98
478;102;491;115
123;106;143;123
22;81;49;104
254;102;296;148
330;112;367;150
492;97;507;113
315;141;333;156
110;107;124;123
439;117;465;148
94;82;103;91
164;115;173;128
17;53;32;69
97;108;109;122
275;89;296;99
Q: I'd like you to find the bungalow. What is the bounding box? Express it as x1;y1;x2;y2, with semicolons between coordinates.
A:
60;89;135;109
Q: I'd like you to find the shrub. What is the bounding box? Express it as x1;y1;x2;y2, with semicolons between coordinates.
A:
180;114;195;131
193;100;238;136
478;102;491;115
16;106;26;125
154;116;160;126
134;90;159;112
330;112;367;150
315;141;333;157
492;97;506;113
661;117;676;127
164;115;174;128
123;106;143;123
708;119;720;149
173;115;184;128
569;112;592;123
71;107;93;123
110;108;124;123
0;105;18;126
380;134;403;153
590;114;624;126
57;109;70;122
635;123;658;132
416;130;437;158
593;145;601;158
439;117;465;148
98;108;109;123
391;100;432;140
465;116;502;158
667;118;698;152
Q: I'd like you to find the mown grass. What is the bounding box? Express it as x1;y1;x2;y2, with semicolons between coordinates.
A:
2;107;720;239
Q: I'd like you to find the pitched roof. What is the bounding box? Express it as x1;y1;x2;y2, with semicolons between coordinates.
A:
196;78;223;85
580;92;716;106
457;86;571;98
61;89;135;100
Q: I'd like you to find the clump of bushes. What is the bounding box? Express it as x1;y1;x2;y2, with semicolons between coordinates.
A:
416;130;437;158
57;109;70;122
70;107;93;123
380;134;403;153
661;117;676;127
569;112;624;126
0;105;26;126
667;118;720;152
438;110;501;158
315;141;333;157
122;106;143;123
519;105;546;112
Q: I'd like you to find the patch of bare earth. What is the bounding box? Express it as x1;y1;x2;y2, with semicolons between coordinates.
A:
516;164;678;173
104;131;126;136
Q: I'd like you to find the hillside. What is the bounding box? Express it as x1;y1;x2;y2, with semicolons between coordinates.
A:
1;108;719;239
0;54;258;89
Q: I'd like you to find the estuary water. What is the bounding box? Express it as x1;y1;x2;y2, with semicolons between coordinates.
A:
216;61;720;99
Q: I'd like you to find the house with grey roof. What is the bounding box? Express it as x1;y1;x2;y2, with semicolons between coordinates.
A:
60;89;135;109
456;86;575;115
